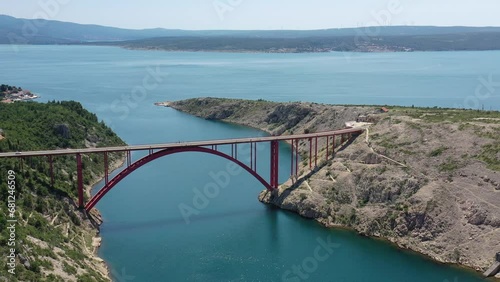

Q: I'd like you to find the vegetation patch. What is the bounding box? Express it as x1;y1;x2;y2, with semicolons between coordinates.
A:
479;142;500;171
428;146;448;157
0;100;125;280
438;158;462;172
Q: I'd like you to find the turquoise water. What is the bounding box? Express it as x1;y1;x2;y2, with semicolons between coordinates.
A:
0;45;494;281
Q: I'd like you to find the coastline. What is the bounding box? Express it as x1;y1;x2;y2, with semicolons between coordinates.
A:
261;133;500;280
120;46;338;54
159;98;500;279
83;155;126;281
260;150;498;278
291;202;495;279
279;211;490;279
115;45;500;54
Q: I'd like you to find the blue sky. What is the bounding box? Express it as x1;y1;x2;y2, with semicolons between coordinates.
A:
1;0;499;30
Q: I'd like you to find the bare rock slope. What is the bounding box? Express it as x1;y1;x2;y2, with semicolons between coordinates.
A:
168;97;500;276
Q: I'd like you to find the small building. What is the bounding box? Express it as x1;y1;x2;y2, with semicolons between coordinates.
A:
380;107;389;113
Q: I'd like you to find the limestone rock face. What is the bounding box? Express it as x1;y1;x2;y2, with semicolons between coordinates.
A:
18;253;31;269
265;104;313;130
260;189;328;219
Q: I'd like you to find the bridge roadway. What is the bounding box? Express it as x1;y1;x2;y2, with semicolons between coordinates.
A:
0;127;363;158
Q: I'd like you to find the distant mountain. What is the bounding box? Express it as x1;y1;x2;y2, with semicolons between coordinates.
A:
2;14;500;45
0;15;189;44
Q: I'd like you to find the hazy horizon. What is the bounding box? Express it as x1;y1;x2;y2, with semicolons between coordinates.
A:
4;13;500;32
1;0;499;31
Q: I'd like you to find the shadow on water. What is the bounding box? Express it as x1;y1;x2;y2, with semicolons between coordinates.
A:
102;207;268;233
263;205;281;253
265;205;280;240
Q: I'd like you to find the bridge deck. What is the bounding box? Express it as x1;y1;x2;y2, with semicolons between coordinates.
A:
0;128;363;158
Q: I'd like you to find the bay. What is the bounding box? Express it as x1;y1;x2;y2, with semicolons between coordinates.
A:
0;45;492;281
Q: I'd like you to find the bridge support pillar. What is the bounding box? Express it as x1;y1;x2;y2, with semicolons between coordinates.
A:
104;152;109;185
250;143;254;171
270;140;279;189
309;138;312;169
290;141;294;177
126;151;131;167
326;137;329;161
76;153;84;209
315;137;318;167
295;139;299;177
332;135;336;158
48;155;54;186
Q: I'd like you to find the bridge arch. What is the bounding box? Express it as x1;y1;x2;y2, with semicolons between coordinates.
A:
85;146;273;211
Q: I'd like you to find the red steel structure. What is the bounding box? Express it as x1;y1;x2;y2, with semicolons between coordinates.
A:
0;128;363;211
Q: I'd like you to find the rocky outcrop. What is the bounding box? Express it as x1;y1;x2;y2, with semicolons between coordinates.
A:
54;123;70;139
265;104;313;131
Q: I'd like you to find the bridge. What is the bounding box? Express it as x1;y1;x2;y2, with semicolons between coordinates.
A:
0;128;363;212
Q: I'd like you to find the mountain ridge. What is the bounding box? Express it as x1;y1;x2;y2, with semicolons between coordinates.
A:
2;14;500;45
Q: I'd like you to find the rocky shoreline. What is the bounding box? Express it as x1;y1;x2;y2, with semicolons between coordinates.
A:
82;156;126;281
39;155;127;281
162;97;500;279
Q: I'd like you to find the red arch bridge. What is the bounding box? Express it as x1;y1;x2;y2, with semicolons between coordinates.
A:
0;128;363;212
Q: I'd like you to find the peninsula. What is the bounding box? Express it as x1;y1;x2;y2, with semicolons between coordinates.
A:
0;84;39;103
161;97;500;279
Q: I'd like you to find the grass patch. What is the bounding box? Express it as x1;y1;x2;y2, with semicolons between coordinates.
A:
439;158;461;172
400;149;417;155
428;146;448;157
458;123;474;131
479;142;500;171
391;107;500;123
377;138;397;149
63;261;78;275
64;249;86;262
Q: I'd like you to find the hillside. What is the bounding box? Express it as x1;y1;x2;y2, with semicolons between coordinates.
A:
2;15;500;52
165;98;500;278
0;101;125;281
0;15;185;44
108;32;500;53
